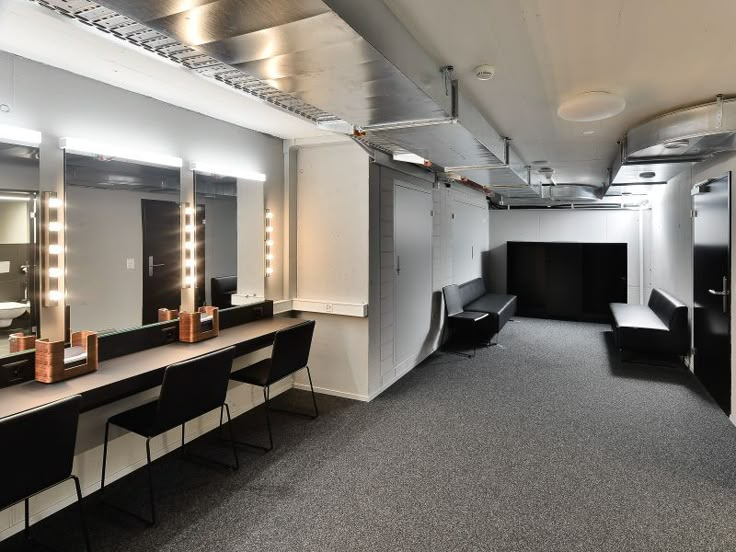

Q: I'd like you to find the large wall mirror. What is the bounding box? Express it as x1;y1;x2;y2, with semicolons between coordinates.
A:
65;152;182;334
194;171;238;309
0;141;40;358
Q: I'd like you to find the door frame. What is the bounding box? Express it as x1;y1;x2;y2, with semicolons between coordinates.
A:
691;171;732;413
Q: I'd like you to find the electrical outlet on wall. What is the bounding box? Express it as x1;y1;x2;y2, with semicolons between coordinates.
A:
325;303;333;313
126;258;135;270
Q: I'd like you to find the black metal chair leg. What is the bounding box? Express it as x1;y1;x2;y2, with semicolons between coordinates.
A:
224;404;239;471
306;366;319;419
72;475;92;552
263;387;274;451
145;438;156;526
100;421;110;493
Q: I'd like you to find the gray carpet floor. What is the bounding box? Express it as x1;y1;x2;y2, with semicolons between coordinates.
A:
4;318;736;552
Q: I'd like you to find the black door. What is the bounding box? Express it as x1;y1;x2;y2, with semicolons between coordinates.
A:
693;174;731;414
142;199;181;325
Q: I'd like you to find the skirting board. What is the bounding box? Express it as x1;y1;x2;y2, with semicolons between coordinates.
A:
293;381;370;402
0;379;292;543
730;413;736;428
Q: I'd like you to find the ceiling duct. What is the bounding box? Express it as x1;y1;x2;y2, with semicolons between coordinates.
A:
611;95;736;187
40;0;535;198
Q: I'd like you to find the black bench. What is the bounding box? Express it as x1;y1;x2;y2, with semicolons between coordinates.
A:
609;288;689;357
442;279;518;356
457;278;517;337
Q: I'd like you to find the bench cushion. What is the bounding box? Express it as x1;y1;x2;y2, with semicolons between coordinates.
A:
610;303;668;331
609;294;689;355
465;294;517;331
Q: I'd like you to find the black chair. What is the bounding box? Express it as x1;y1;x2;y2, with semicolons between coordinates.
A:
211;276;237;310
0;395;91;551
442;284;490;358
225;320;318;451
101;346;239;526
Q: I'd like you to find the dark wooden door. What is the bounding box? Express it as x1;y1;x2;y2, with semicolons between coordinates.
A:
141;199;181;325
693;174;731;414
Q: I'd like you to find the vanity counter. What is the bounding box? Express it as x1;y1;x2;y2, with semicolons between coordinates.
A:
0;317;302;419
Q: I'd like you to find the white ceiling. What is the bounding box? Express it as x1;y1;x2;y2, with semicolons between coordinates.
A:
383;0;736;186
0;0;327;140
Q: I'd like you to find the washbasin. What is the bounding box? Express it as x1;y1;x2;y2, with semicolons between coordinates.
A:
0;302;29;328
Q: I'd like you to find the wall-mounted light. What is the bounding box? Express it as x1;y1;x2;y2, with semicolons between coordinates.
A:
190;161;266;182
182;202;195;289
265;209;274;277
0;124;42;147
59;137;183;168
42;192;63;307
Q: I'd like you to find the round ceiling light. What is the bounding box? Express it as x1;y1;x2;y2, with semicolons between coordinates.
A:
639;171;656;179
557;91;626;122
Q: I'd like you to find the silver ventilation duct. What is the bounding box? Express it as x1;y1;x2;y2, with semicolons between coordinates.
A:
611;95;736;186
38;0;535;198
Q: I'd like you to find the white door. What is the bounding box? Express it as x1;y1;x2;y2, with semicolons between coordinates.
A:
394;183;433;372
452;198;489;283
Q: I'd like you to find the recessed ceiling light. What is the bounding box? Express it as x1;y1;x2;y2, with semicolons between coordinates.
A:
583;130;596;135
558;91;626;122
663;139;690;150
639;171;656;179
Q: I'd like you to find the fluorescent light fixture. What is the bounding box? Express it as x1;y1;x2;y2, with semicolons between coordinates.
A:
60;137;182;168
191;161;266;182
393;152;427;165
0;124;42;147
0;195;31;202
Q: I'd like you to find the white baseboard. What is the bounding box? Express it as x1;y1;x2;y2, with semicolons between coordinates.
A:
730;414;736;428
293;381;370;402
0;381;292;542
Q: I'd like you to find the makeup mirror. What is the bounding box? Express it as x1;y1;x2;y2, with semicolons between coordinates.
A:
64;151;182;334
0;141;39;359
193;171;237;309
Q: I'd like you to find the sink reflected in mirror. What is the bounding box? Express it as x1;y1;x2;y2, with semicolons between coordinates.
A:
0;142;40;360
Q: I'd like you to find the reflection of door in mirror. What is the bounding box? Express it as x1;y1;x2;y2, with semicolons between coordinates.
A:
65;153;181;334
0;142;40;359
194;173;237;309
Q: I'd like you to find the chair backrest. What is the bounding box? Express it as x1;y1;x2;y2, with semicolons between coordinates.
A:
648;288;687;330
211;276;237;309
0;394;81;509
268;320;316;383
458;278;487;307
442;285;465;317
155;346;235;433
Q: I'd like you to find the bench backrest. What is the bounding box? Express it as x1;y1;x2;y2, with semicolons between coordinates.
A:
458;278;487;307
648;288;688;335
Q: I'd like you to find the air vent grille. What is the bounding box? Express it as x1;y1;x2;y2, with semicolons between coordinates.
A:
33;0;341;124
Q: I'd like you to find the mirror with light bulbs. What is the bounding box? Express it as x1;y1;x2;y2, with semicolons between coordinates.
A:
0;140;40;360
193;170;239;310
64;151;182;335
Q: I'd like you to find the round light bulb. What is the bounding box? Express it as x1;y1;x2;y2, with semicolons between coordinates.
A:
48;267;62;278
266;254;274;261
265;267;274;275
265;211;274;220
48;244;62;255
48;221;62;232
266;239;274;247
48;290;63;301
265;226;274;233
48;197;63;209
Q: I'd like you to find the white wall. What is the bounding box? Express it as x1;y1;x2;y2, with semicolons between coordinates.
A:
488;209;646;304
292;142;370;399
0;53;287;540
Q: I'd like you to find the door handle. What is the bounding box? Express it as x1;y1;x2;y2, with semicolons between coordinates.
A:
707;275;729;313
148;256;165;277
396;255;401;276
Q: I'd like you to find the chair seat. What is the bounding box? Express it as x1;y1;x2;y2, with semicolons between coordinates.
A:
109;401;159;437
230;358;273;387
449;311;489;323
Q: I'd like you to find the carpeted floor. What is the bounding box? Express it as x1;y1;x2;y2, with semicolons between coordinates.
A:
4;318;736;552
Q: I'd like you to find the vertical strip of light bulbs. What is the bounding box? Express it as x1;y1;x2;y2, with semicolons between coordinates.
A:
183;203;195;288
43;192;63;306
265;209;274;277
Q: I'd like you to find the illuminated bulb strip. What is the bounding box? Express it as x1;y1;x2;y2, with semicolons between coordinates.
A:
43;192;63;307
0;124;42;147
265;209;273;278
190;161;266;182
60;137;182;168
182;202;195;289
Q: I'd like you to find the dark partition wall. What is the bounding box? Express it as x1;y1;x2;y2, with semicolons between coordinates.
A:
507;241;627;322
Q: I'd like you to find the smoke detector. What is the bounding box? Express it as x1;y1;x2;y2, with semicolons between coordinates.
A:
474;64;496;81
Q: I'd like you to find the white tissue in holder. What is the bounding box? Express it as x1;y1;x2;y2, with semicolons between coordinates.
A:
0;261;9;274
